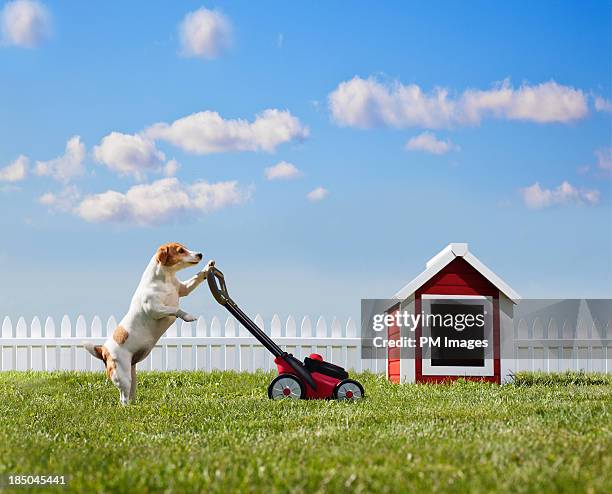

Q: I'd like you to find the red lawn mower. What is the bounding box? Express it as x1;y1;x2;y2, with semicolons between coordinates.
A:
207;265;365;401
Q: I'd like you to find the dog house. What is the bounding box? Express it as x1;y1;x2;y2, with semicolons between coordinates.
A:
387;243;520;384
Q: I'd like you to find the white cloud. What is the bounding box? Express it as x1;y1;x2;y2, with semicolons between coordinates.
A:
163;159;180;177
179;7;231;60
39;191;55;205
594;96;612;113
1;0;51;48
92;132;167;180
329;76;588;129
39;184;80;212
405;132;457;155
460;80;588;124
520;181;600;209
146;109;309;154
35;135;85;182
329;76;455;129
74;177;250;225
595;148;612;171
0;155;28;182
307;186;328;202
264;161;302;180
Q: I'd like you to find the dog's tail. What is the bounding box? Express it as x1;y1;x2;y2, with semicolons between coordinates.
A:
83;341;104;361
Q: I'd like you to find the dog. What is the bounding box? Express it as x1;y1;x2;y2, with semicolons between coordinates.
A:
84;242;214;405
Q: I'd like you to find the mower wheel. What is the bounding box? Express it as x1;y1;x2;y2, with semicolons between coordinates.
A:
268;374;306;400
333;379;365;401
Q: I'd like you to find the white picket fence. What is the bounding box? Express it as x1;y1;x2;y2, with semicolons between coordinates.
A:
1;314;609;375
514;317;610;373
0;314;379;373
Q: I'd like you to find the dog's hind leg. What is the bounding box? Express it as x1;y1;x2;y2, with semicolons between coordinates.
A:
109;356;132;406
116;373;131;406
129;365;137;402
119;385;130;406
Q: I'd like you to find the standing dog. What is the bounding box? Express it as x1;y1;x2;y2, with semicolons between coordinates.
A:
84;242;213;405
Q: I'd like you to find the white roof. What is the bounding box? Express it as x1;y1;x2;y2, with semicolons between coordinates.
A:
393;243;521;303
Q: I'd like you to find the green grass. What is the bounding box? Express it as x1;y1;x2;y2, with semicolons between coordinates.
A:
512;370;612;386
0;372;610;494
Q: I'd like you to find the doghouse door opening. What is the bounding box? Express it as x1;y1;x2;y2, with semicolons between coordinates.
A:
430;303;484;367
420;295;494;377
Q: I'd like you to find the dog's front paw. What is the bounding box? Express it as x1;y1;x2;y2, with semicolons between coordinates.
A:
199;259;215;279
176;309;197;322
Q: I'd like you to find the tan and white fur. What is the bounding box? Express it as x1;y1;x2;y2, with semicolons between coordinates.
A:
84;242;213;405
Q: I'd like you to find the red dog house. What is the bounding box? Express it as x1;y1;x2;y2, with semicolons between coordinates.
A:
387;243;520;384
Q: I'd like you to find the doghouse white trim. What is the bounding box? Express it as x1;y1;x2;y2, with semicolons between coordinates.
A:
393;243;521;303
420;295;494;377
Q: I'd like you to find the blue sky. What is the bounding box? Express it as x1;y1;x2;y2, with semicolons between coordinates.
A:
0;1;610;323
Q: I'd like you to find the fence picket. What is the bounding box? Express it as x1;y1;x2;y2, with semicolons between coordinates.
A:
60;315;72;370
44;317;55;371
223;317;235;370
301;316;312;337
254;314;266;371
166;322;177;370
196;317;207;336
106;316;117;337
31;317;41;338
300;316;314;358
1;317;13;371
286;315;298;359
31;317;43;371
195;318;206;371
271;315;282;337
90;316;103;371
209;317;221;370
91;316;102;337
330;317;343;368
16;318;27;370
271;313;282;366
75;315;87;370
2;316;13;337
346;317;360;371
315;316;327;360
180;321;193;370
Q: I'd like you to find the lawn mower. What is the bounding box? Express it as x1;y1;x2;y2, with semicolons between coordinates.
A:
207;265;365;401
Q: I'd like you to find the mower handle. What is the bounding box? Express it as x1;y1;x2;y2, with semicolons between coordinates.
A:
206;263;318;390
207;265;230;306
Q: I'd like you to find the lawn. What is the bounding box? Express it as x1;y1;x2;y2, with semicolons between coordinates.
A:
0;371;610;493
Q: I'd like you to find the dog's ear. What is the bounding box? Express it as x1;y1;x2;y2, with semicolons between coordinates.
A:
156;245;169;265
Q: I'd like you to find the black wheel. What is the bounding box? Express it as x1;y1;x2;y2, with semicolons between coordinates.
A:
268;374;306;400
333;379;365;401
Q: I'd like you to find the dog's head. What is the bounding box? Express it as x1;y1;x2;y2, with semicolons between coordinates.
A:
156;242;202;270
